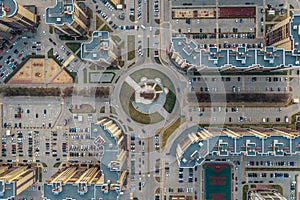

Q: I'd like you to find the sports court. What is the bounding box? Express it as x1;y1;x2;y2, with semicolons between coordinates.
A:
203;163;232;200
219;7;255;18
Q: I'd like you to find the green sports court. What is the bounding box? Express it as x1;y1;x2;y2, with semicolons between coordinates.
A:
203;163;232;200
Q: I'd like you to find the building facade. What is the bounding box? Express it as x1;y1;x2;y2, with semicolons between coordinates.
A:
81;31;118;66
45;0;90;36
0;0;38;30
0;165;38;199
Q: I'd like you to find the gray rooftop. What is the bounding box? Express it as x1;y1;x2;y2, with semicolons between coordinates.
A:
290;14;300;56
171;14;300;70
90;122;122;181
174;129;300;168
0;0;17;18
45;0;74;25
43;183;118;200
0;182;14;199
81;31;111;62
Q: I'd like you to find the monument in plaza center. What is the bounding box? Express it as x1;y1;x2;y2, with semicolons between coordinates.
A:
132;77;168;114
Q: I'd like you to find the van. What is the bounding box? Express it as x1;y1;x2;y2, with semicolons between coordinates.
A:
260;42;264;48
285;116;289;123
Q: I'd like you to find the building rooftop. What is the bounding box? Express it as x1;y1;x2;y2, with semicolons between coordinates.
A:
45;0;74;25
171;14;300;70
0;0;17;18
175;127;300;168
290;14;300;56
43;166;120;200
0;182;14;199
81;31;111;62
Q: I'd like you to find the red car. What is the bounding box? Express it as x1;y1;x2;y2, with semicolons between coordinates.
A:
18;53;22;58
10;59;14;62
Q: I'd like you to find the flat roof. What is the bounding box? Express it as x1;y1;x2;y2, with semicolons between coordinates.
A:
45;0;74;25
0;0;17;18
0;182;14;199
290;14;300;56
171;14;300;70
176;128;300;168
81;31;111;62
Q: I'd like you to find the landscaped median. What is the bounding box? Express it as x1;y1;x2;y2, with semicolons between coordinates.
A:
66;42;81;53
161;117;186;149
127;35;135;60
69;104;95;113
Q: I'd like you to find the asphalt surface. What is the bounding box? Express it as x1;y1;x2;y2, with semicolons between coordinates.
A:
2;0;300;199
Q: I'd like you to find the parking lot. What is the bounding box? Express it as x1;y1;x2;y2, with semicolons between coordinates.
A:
160;161;201;200
189;75;289;93
3;102;61;129
0;34;45;81
172;18;256;35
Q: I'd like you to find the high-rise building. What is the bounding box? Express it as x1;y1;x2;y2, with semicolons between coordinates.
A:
0;0;38;30
0;23;11;40
0;165;38;199
266;17;292;50
81;31;118;66
45;0;90;36
248;190;287;200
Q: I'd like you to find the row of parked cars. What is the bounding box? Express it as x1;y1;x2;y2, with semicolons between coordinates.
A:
137;0;143;20
102;0;115;11
153;0;159;17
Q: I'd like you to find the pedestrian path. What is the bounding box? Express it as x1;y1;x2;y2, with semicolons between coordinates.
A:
125;76;140;90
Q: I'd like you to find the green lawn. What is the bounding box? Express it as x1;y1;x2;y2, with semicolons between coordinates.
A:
107;65;120;70
164;90;176;113
49;26;53;34
110;106;117;115
76;50;82;60
59;35;75;40
100;106;105;113
266;185;283;194
77;36;88;40
127;35;135;60
66;42;81;53
42;162;47;167
119;60;125;67
96;16;104;29
243;185;249;200
130;15;135;22
111;35;122;43
53;162;61;168
265;10;288;22
161;118;185;149
70;104;95;113
128;51;135;60
47;48;53;57
39;168;42;182
154;57;161;64
101;24;113;32
87;7;93;19
155;176;161;183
